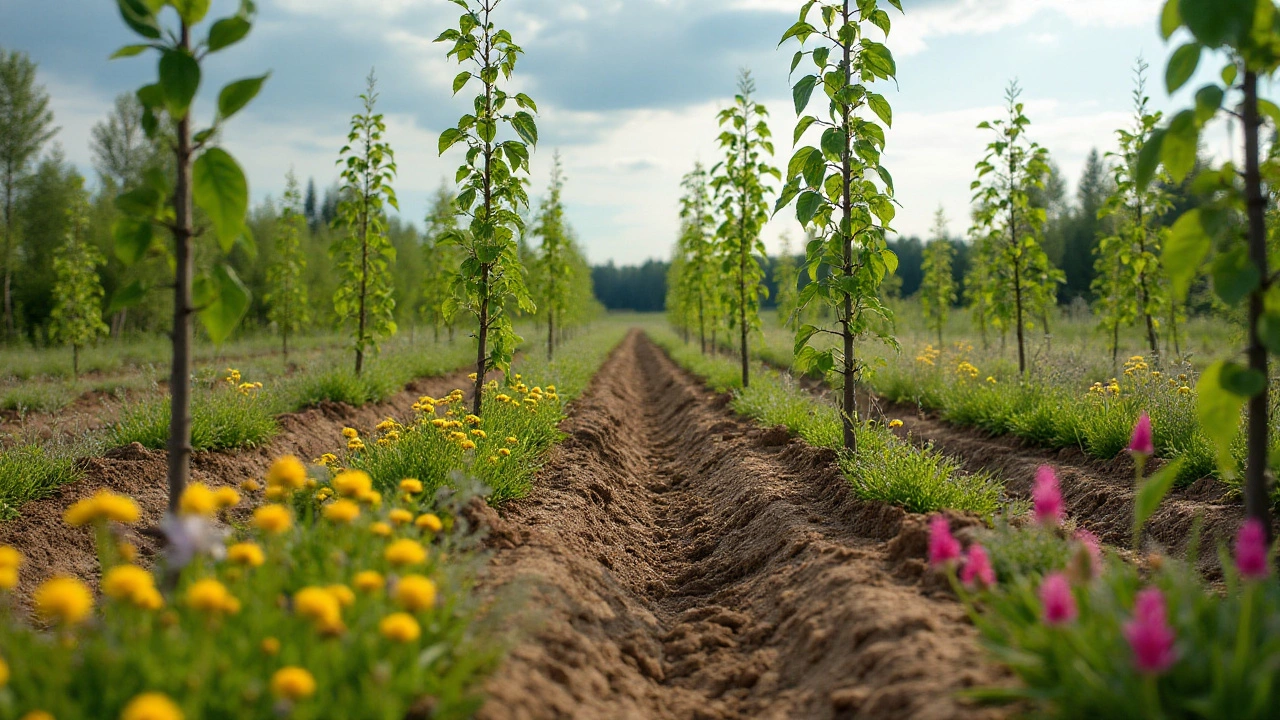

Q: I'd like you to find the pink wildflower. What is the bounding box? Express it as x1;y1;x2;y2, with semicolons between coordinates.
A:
1123;587;1177;675
1039;572;1077;626
1128;413;1154;456
1032;466;1064;526
928;515;961;567
960;543;996;588
1235;518;1270;580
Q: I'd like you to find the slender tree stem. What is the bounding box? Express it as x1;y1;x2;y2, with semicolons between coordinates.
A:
166;22;195;513
1242;70;1272;538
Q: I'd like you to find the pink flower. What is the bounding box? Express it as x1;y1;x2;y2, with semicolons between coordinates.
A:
1074;529;1103;576
928;515;961;567
961;543;996;588
1235;518;1270;580
1032;466;1064;526
1039;572;1077;626
1124;587;1177;675
1128;413;1154;456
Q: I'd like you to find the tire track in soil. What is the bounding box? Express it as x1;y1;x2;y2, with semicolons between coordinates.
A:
469;331;1009;720
1;365;485;605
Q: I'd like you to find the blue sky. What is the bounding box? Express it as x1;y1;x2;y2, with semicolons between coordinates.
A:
0;0;1237;264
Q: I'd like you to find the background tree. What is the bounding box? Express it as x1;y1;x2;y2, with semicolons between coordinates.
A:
971;80;1060;374
266;170;309;363
0;48;57;341
920;206;956;346
1094;58;1172;365
333;71;398;376
420;183;460;342
48;178;107;378
679;163;717;353
109;0;265;510
534;151;570;359
437;0;539;416
777;0;903;451
90;93;154;190
773;234;799;329
711;69;777;387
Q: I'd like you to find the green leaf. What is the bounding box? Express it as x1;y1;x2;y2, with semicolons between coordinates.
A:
115;187;161;217
1164;209;1212;300
820;128;846;160
159;49;200;120
787;146;816;182
802;148;825;188
793;116;818;145
438;128;464;155
452;71;470;94
171;0;211;25
197;265;250;344
1259;99;1280;128
207;16;251;53
1133;458;1185;549
116;0;161;40
110;44;152;59
1193;84;1224;124
1220;361;1267;397
1165;42;1202;93
796;191;823;225
866;92;892;128
1136;128;1165;189
511;112;538;147
792;75;817;115
1161;110;1199;182
1210;245;1260;305
1160;0;1181;38
107;280;147;313
193;148;248;253
1178;0;1253;47
217;74;268;121
1197;361;1246;474
112;219;154;265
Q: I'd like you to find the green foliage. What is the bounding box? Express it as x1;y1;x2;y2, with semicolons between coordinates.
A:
419;184;462;341
265;170;310;360
112;379;277;452
48;179;108;376
777;0;904;449
920;206;956;346
533;151;571;358
436;0;538;415
333;71;398;376
1094;59;1176;364
773;234;800;330
0;443;83;520
711;69;778;387
668;163;720;352
969;80;1064;374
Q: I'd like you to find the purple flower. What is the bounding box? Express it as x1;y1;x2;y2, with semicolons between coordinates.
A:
1235;518;1270;580
961;543;996;588
1032;465;1064;526
928;515;961;567
1128;413;1154;456
1124;587;1177;675
1039;572;1077;626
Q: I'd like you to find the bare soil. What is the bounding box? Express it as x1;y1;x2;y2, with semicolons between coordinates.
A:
470;331;1009;720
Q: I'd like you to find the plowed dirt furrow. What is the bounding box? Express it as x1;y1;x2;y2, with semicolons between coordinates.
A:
473;331;1008;720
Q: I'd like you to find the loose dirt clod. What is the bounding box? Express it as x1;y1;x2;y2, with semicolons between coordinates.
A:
476;331;1010;720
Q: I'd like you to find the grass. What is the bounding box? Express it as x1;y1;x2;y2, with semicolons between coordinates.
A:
649;324;1005;517
0;442;93;520
112;385;279;452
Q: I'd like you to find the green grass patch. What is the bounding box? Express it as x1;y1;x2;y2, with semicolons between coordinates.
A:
0;444;84;520
112;386;278;452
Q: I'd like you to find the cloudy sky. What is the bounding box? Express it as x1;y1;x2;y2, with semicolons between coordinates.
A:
0;0;1237;265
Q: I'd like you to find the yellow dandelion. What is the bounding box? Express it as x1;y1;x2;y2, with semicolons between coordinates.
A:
121;692;184;720
399;478;423;494
460;439;476;451
498;448;511;457
178;483;218;516
271;667;317;700
261;637;281;656
186;579;238;616
266;455;308;490
252;504;293;534
63;490;140;527
33;576;93;625
294;587;341;628
394;574;437;612
371;521;392;537
332;470;373;498
415;513;443;533
353;571;384;593
385;539;427;566
326;584;356;608
227;542;265;567
240;478;262;492
888;419;903;429
379;612;421;643
342;427;359;439
323;499;360;524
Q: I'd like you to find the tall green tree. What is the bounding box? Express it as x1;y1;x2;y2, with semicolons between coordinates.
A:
1094;58;1173;365
534;151;570;359
436;0;539;416
920;206;956;347
90;93;154;190
1142;0;1280;534
777;0;903;451
109;0;265;510
420;184;460;342
971;80;1061;374
773;234;799;329
49;178;107;378
711;69;777;388
266;170;309;363
678;163;717;353
333;71;398;376
0;49;57;341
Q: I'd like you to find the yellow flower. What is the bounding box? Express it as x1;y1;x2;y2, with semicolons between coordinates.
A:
271;667;317;700
265;486;288;502
505;436;518;445
546;384;556;393
347;438;366;451
471;429;487;439
370;521;392;537
465;414;481;426
496;393;511;403
460;439;477;451
394;574;437;612
63;490;140;526
332;470;373;498
376;418;399;432
34;576;93;625
399;478;424;494
294;587;341;628
103;565;156;605
498;448;511;457
415;514;443;533
0;545;21;571
326;584;356;608
385;539;427;566
214;487;240;509
261;637;281;656
323;499;361;524
240;478;262;492
1178;386;1191;395
359;489;382;507
253;504;292;534
0;567;15;591
121;692;184;720
488;455;499;464
266;456;308;490
467;372;478;381
227;542;265;567
342;427;359;439
21;712;55;720
379;612;421;643
430;417;448;428
118;542;138;563
178;483;218;516
389;509;414;526
888;419;903;429
353;571;384;593
186;579;238;615
986;376;996;384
